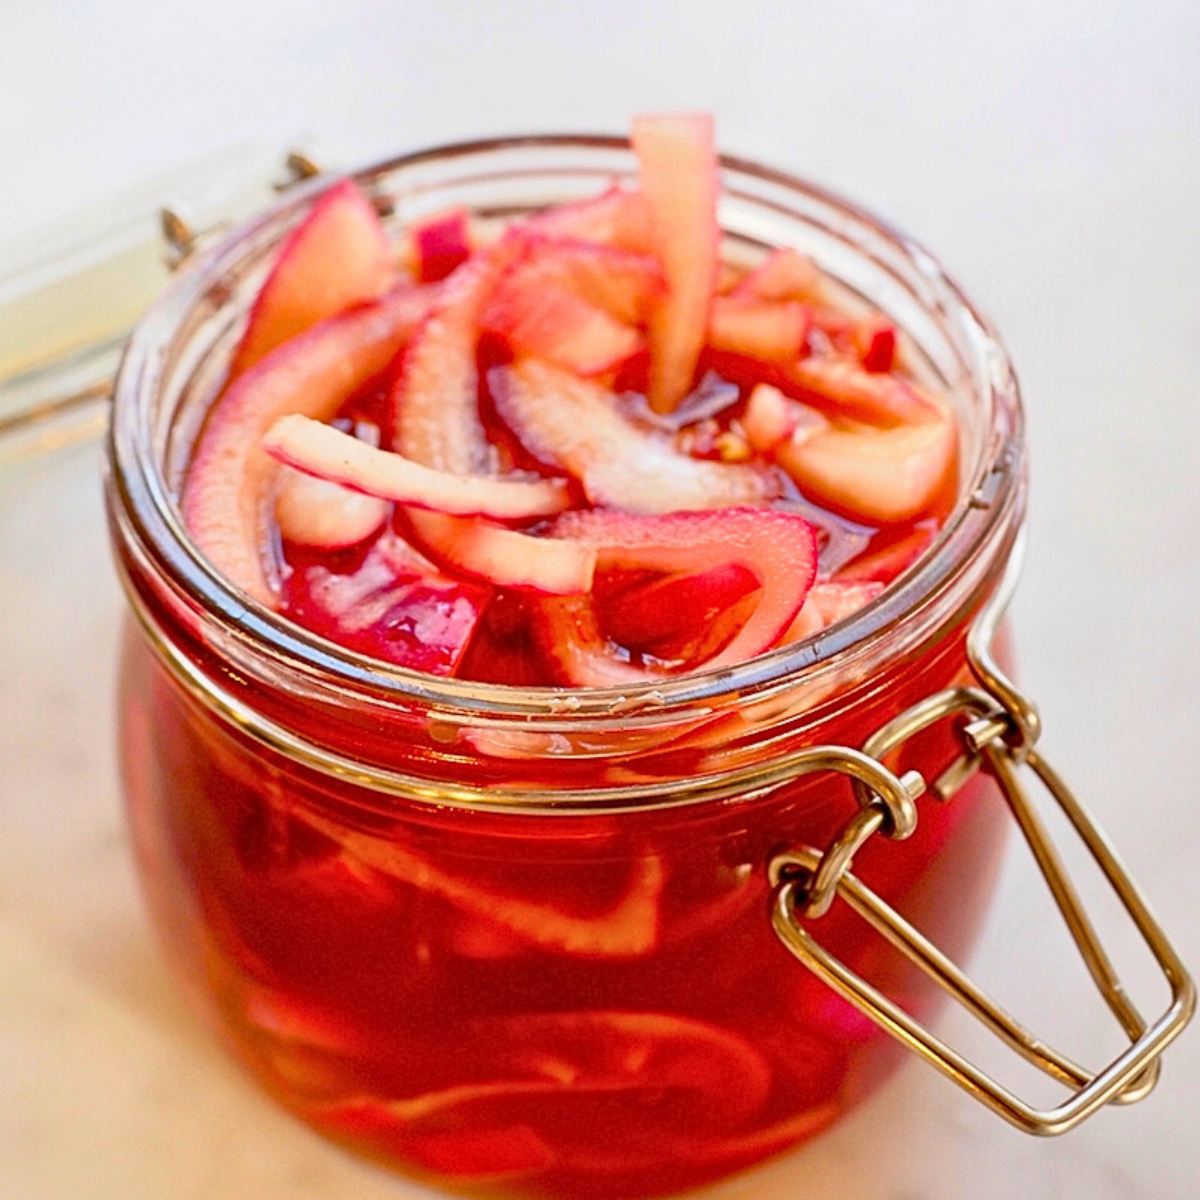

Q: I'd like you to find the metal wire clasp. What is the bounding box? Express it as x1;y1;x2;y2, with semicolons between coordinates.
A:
160;150;323;268
768;551;1195;1135
0;151;325;466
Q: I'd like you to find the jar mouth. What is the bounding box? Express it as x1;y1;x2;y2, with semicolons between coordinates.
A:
109;133;1025;722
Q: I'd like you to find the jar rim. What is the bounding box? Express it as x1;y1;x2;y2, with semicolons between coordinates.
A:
108;132;1026;724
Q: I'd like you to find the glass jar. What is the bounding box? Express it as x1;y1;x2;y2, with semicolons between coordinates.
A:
104;136;1192;1198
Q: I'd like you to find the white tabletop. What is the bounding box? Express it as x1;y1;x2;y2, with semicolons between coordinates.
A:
2;3;1198;1198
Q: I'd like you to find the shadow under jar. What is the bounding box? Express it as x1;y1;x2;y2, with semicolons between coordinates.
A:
107;136;1032;1198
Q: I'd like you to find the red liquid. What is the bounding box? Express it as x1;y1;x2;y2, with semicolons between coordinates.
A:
118;603;1008;1198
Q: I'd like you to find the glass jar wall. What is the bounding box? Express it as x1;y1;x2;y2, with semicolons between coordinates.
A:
107;137;1025;1197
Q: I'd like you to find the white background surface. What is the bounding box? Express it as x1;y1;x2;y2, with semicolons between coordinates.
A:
2;2;1198;1198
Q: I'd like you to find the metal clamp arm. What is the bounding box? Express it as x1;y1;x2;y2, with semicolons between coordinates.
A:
768;555;1194;1134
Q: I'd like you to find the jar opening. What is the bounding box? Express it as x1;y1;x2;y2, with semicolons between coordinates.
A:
109;134;1026;724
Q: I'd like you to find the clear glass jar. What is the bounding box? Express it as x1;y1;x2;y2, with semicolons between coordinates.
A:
107;136;1028;1197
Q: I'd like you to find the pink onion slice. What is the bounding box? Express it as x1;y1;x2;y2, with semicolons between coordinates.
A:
263;414;571;520
491;359;774;513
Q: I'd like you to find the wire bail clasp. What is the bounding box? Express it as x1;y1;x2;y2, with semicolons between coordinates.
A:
160;149;324;269
0;149;326;466
768;552;1195;1135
